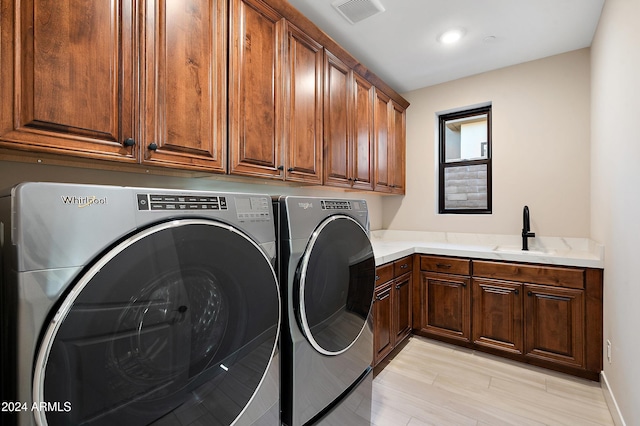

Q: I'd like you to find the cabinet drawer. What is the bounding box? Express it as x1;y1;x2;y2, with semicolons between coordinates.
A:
473;261;585;289
420;255;470;276
375;263;394;286
393;256;413;277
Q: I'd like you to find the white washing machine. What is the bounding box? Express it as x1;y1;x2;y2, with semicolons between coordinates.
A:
274;196;374;426
0;182;281;426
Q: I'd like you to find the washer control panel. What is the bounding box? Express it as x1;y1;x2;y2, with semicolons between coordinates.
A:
321;200;352;210
137;194;228;211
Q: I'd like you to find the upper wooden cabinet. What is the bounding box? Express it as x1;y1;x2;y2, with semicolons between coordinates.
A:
284;22;323;184
229;0;323;183
0;0;227;172
1;0;408;187
229;0;284;179
323;52;374;190
142;0;227;172
0;0;138;161
374;89;406;194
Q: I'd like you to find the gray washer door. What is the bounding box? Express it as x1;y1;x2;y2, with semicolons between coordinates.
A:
296;215;375;355
33;219;280;426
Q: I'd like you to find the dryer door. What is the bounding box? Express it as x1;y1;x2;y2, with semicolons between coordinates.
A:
33;219;280;426
296;215;375;355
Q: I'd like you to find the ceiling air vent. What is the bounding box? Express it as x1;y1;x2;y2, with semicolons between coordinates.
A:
332;0;385;25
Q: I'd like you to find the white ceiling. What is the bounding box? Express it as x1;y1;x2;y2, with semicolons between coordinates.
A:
286;0;605;94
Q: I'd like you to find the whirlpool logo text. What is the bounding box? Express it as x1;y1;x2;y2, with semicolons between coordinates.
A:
61;195;108;208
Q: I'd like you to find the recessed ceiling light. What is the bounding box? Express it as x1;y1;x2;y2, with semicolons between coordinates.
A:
437;28;465;44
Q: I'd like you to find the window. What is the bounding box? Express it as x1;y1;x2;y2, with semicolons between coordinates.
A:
438;105;492;214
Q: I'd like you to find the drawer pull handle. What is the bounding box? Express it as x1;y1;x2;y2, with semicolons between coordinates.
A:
376;293;390;301
400;264;409;269
436;263;451;269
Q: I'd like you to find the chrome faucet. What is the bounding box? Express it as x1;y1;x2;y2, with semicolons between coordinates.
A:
522;205;535;250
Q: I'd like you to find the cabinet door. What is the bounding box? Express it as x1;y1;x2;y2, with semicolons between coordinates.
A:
472;279;523;355
524;284;584;368
419;272;471;343
373;282;393;366
284;23;323;184
323;51;351;188
393;272;412;346
142;0;226;172
0;0;137;161
373;89;392;192
229;0;284;178
351;74;374;190
389;100;406;194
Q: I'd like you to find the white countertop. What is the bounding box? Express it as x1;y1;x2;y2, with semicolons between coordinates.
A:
371;230;604;268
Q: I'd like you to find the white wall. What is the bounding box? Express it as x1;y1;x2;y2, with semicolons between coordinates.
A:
0;160;384;230
384;49;592;238
591;0;640;423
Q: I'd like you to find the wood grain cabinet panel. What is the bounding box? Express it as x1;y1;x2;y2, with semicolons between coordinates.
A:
351;74;374;190
229;0;284;178
373;281;393;365
323;53;374;190
373;89;406;194
323;52;351;187
393;272;412;346
373;89;391;191
0;0;137;161
284;23;323;184
418;272;471;343
472;278;524;354
373;258;413;366
524;284;584;368
1;0;229;171
389;100;406;193
142;0;226;171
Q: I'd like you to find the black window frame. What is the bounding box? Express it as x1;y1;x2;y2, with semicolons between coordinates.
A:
438;105;492;214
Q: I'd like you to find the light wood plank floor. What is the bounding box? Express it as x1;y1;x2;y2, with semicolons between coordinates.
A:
372;336;614;426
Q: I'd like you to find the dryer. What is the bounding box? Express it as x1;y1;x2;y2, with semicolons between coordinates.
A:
274;196;374;426
0;182;281;426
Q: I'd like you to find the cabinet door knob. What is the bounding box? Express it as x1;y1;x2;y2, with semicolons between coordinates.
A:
277;165;284;171
527;291;533;296
514;289;519;295
287;167;294;172
375;275;380;281
148;143;158;151
123;138;135;147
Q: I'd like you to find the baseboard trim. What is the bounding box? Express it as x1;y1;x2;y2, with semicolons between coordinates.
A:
601;371;626;426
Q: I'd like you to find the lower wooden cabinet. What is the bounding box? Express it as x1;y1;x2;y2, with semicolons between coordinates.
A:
373;256;413;366
416;255;603;381
418;272;470;343
472;278;523;354
414;255;471;343
373;280;393;364
524;283;584;368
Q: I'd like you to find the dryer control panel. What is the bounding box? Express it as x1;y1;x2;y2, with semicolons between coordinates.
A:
137;194;228;211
